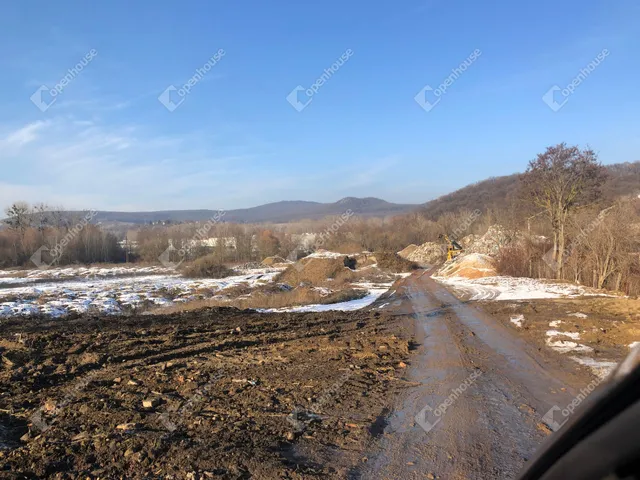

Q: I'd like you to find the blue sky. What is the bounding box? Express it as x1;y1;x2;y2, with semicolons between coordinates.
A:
0;0;638;212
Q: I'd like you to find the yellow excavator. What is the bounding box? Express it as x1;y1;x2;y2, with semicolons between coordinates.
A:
439;234;464;261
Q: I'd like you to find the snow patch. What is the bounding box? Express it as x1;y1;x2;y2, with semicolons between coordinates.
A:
545;339;593;354
546;330;581;340
435;275;611;301
570;357;617;380
510;314;524;328
0;269;281;318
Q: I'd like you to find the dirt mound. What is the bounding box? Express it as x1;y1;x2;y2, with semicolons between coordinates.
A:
353;252;377;268
465;225;519;256
398;242;445;265
397;244;418;258
261;255;286;266
437;253;497;279
181;255;235;278
375;252;419;273
277;256;356;285
460;234;479;248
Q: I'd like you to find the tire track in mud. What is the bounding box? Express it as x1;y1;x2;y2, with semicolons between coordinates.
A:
361;271;592;480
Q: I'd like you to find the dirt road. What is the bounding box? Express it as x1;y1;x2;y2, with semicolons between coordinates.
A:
363;271;594;480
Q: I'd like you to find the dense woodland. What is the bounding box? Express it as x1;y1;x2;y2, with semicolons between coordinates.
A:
1;145;639;294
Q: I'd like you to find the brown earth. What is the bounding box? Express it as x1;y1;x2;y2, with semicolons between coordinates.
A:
0;307;413;479
3;271;635;479
373;252;418;273
276;257;357;286
481;296;640;364
436;253;497;279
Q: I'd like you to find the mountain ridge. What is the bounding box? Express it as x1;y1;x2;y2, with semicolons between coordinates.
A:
67;197;418;225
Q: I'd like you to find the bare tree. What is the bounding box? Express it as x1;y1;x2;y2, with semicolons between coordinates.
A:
580;201;635;289
521;143;606;277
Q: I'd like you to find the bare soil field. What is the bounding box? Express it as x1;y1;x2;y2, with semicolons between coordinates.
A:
480;296;640;376
0;306;414;479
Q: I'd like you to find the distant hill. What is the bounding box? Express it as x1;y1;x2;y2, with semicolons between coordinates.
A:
419;161;640;220
80;197;418;225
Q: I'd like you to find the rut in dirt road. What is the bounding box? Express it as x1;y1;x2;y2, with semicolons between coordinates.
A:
362;271;592;480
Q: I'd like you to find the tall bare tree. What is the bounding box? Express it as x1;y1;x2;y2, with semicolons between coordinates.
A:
521;143;606;277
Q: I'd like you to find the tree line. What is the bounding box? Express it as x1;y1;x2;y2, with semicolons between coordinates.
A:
1;143;638;295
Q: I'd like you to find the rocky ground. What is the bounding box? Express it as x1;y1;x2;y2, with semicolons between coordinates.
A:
0;305;414;479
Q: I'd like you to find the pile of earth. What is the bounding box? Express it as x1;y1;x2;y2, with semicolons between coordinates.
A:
276;256;357;286
261;256;287;266
352;252;377;268
397;242;446;265
459;225;547;257
399;225;544;266
436;253;497;279
374;252;419;273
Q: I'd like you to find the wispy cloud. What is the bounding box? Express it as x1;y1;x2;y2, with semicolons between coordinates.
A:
0;120;50;148
0;116;279;211
345;156;400;188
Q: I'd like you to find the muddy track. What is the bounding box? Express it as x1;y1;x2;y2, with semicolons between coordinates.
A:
361;271;595;480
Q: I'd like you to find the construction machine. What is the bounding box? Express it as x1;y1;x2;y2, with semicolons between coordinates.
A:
439;234;464;261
